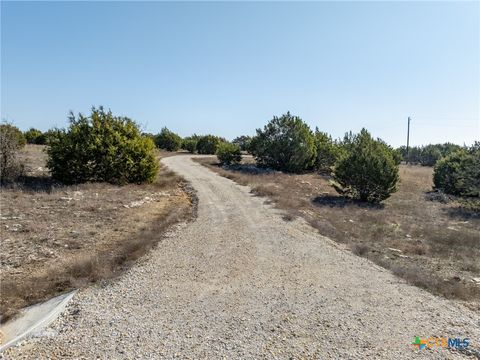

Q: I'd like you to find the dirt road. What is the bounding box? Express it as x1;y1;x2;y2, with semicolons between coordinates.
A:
6;155;479;359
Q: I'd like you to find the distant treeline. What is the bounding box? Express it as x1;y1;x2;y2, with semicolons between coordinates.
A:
397;143;463;166
13;126;468;169
2;109;478;202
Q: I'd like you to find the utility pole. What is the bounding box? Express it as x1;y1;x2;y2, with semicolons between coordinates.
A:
406;116;411;164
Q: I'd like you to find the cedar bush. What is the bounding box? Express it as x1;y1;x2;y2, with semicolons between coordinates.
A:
42;129;61;145
332;129;399;203
197;135;221;154
232;135;252;152
155;127;182;152
314;129;343;173
0;123;26;148
182;138;198;153
46;107;158;184
398;143;461;165
433;144;479;197
24;128;46;145
216;142;242;165
250;112;316;173
419;145;443;166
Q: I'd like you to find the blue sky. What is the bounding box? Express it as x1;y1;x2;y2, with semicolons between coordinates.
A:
1;1;478;147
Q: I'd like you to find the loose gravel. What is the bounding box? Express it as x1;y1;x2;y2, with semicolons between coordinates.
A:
4;155;480;359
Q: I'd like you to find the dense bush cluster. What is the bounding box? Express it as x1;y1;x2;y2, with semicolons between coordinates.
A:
180;135;200;153
39;129;60;145
232;135;252;152
182;139;197;153
398;143;461;166
1;123;26;148
0;123;25;183
332;129;399;203
46;107;158;184
197;135;221;154
8;106;471;205
247;113;401;202
216;142;242;165
434;143;479;197
155;127;182;152
24;128;47;144
250;112;316;173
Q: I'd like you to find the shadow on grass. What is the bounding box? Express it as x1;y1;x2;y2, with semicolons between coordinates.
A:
218;163;277;175
1;175;62;193
311;194;384;210
18;175;63;193
444;206;480;221
426;191;480;220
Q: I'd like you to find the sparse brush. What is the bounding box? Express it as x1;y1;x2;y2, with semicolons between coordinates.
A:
0;123;25;184
352;243;369;256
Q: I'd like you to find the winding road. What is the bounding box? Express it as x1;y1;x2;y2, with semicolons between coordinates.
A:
6;155;480;359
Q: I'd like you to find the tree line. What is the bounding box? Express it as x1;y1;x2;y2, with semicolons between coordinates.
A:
1;108;478;204
397;143;463;166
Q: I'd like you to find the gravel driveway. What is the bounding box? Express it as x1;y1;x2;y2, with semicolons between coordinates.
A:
5;155;480;359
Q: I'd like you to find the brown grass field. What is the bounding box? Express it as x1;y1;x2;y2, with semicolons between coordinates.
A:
0;145;196;321
196;156;480;309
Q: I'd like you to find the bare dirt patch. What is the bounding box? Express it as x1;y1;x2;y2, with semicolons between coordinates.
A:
0;145;195;321
196;157;480;308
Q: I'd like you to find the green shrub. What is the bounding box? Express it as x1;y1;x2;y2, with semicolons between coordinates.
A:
24;128;46;145
155;127;182;152
197;135;221;154
398;143;462;165
0;123;26;148
182;139;197;153
419;145;443;166
46;107;158;184
434;144;479;197
42;129;61;146
332;129;399;203
232;135;252;152
250;112;316;173
391;148;403;166
142;132;156;142
314;129;343;173
0;123;25;183
216;142;242;165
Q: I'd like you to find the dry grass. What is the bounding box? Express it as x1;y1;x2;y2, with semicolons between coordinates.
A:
196;157;480;308
0;145;196;322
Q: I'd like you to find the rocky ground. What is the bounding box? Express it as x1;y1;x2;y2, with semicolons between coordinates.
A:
1;145;193;320
4;155;480;359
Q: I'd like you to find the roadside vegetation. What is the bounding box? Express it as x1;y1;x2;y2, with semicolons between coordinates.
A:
250;112;316;173
155;127;182;152
0;109;196;322
47;107;158;184
216;142;242;166
195;111;479;306
331;129;399;203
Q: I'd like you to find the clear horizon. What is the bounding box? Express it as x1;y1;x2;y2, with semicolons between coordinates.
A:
1;1;479;147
